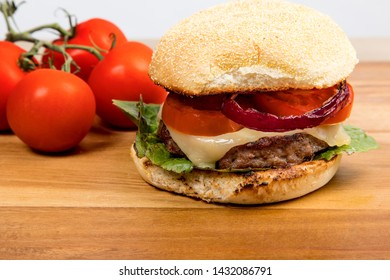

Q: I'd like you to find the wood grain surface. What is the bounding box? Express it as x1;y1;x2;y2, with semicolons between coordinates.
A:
0;62;389;260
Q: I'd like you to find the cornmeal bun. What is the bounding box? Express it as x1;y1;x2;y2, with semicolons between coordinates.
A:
132;0;358;205
149;0;358;95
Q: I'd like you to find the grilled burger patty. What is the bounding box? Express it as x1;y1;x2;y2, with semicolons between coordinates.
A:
158;123;329;169
216;133;329;169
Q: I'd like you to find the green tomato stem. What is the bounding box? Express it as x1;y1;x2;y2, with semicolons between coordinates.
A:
0;0;104;73
23;23;73;39
0;0;18;33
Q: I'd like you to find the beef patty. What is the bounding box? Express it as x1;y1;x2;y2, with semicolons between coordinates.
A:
158;123;329;169
216;133;329;169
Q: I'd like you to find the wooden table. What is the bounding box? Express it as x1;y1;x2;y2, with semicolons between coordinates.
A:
0;62;389;260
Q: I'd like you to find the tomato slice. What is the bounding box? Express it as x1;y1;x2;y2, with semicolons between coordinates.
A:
322;84;354;125
162;84;354;136
253;84;354;125
162;93;243;136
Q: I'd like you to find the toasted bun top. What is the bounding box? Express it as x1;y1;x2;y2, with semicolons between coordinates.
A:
149;0;358;96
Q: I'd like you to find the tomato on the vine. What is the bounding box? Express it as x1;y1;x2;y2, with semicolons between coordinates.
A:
41;18;127;81
7;69;96;153
0;41;31;131
88;41;168;128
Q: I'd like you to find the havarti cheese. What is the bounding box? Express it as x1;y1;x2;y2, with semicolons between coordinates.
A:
166;124;351;168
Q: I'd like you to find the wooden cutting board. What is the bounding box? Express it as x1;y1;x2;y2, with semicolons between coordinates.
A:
0;62;389;260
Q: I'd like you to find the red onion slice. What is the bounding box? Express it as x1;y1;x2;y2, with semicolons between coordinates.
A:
221;82;350;132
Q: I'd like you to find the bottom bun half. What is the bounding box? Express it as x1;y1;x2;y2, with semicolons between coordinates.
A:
131;145;341;205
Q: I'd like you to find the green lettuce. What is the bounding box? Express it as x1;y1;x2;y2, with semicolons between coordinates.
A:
113;99;193;173
316;125;379;160
114;100;379;174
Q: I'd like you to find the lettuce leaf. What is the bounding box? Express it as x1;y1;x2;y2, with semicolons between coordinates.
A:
316;125;379;160
114;100;379;174
113;99;194;173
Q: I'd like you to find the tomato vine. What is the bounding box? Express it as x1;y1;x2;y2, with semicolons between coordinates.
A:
0;0;103;73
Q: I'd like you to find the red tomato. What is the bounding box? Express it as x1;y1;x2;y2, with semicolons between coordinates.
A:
7;69;96;153
161;84;354;137
0;41;29;131
253;84;354;125
88;41;168;128
162;93;242;136
322;85;354;125
41;18;127;81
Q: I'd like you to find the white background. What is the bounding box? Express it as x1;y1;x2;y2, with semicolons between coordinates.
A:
0;0;389;40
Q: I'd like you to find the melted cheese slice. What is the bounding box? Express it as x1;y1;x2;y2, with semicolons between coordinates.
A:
166;124;351;168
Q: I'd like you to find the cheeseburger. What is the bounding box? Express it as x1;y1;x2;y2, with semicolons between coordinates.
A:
118;0;378;204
